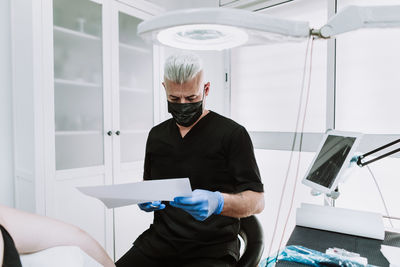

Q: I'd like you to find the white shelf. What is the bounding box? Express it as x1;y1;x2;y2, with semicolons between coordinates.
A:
55;78;101;88
120;86;151;93
55;131;102;136
54;25;101;41
119;42;150;54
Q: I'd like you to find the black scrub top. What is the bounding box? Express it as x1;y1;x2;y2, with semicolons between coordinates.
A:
134;111;264;261
1;224;22;267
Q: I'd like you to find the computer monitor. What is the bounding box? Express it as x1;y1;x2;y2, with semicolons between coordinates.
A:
302;130;362;194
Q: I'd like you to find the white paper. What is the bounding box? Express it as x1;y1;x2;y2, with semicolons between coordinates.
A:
77;178;192;209
381;245;400;267
296;203;384;240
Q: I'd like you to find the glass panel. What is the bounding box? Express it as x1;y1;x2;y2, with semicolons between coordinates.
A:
335;0;400;228
231;0;328;133
336;0;400;134
254;149;324;258
119;12;153;163
53;0;104;170
335;157;400;228
120;132;149;165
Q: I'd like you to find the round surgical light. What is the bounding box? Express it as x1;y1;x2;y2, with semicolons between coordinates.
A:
138;8;310;50
157;24;248;50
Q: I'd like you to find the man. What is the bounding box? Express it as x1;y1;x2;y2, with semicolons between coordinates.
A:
116;53;264;267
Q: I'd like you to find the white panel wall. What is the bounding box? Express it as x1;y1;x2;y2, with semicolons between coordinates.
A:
336;0;400;134
0;0;14;207
11;0;40;213
255;150;323;258
231;0;328;133
230;0;328;257
334;0;400;229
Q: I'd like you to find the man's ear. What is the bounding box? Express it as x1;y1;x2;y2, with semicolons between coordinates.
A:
162;82;166;89
204;82;210;96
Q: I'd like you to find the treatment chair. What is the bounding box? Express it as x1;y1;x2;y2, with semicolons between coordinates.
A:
237;215;264;267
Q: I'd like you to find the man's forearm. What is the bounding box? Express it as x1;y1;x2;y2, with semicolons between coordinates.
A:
220;190;264;218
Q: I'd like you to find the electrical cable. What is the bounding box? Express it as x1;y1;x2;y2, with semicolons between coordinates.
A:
366;165;394;228
266;35;313;261
273;36;316;264
266;36;311;259
276;36;316;257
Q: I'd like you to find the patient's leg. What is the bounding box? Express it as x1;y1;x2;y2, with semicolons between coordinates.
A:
0;204;114;267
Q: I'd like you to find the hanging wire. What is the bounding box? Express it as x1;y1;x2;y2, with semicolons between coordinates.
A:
275;37;316;262
366;165;394;228
266;35;313;261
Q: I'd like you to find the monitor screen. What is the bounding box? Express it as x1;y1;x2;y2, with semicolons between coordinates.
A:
302;131;362;193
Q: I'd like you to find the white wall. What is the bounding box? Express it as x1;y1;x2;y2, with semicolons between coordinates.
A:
231;0;328;257
334;0;400;229
230;0;400;258
0;0;14;207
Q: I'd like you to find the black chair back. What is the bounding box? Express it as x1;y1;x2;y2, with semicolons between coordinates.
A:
237;215;264;267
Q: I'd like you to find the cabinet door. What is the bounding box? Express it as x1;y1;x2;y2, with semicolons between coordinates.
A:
51;0;113;260
111;4;155;260
53;0;108;170
114;11;154;174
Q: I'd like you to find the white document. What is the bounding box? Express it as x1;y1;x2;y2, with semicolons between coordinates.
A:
77;178;192;209
381;245;400;267
296;203;384;240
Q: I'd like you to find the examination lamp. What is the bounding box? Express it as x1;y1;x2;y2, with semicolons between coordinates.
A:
138;5;400;50
137;8;310;50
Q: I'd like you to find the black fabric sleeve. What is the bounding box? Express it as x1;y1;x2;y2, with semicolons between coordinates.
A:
0;225;22;267
143;131;152;180
228;126;264;193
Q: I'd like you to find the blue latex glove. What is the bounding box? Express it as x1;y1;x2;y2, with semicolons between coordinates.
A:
138;201;165;212
170;189;224;221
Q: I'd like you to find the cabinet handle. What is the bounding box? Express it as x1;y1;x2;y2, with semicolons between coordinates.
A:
107;131;112;136
116;131;120;136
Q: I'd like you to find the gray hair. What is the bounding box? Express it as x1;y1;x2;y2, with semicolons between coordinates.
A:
164;53;203;84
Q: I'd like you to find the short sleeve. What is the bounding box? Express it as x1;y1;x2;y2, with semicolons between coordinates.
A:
228;126;264;193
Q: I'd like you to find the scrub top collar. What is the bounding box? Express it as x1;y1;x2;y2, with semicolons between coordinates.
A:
173;110;214;140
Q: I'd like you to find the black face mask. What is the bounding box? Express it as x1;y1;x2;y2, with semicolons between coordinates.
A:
167;100;203;127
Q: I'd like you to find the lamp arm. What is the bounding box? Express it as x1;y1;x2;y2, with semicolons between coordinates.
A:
357;138;400;167
318;5;400;38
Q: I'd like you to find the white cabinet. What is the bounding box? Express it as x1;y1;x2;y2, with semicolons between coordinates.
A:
53;0;106;171
112;4;161;259
12;0;163;262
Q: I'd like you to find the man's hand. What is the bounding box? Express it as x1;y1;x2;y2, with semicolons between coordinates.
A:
170;189;224;221
138;201;166;212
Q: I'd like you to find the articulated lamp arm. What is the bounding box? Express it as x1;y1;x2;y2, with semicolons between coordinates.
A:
314;5;400;38
357;138;400;167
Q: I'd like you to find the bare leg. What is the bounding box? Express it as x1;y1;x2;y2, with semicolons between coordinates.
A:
0;205;115;267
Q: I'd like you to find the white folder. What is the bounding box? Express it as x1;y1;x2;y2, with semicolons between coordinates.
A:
296;203;384;240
